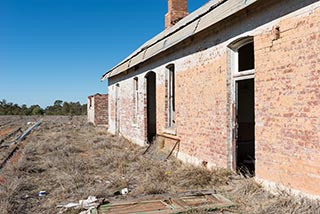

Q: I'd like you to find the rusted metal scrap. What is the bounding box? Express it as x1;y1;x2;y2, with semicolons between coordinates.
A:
91;193;233;214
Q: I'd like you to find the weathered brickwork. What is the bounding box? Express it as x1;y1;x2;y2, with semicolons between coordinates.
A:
87;94;108;126
254;7;320;195
108;73;148;145
165;0;188;28
106;0;320;196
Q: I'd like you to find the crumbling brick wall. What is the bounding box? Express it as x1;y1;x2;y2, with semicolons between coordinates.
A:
107;0;320;196
87;94;108;126
87;96;95;124
254;6;320;196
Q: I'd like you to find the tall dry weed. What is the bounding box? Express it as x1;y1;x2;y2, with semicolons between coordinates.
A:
1;116;320;214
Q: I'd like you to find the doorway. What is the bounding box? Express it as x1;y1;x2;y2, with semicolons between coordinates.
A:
235;79;255;175
145;72;156;143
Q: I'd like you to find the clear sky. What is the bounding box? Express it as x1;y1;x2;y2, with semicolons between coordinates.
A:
0;0;208;108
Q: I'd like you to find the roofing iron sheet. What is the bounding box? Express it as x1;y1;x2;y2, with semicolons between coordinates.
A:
101;0;258;80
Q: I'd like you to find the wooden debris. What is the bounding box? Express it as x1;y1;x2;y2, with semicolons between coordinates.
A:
0;127;22;145
91;193;233;214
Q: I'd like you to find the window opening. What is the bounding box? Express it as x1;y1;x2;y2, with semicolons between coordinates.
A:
167;64;175;128
133;77;138;122
115;83;120;136
238;42;254;72
89;97;92;108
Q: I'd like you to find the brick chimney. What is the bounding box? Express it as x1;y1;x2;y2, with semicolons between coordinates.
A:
165;0;188;29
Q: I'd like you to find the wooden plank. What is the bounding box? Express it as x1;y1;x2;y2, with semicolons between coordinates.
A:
92;193;233;214
0;127;21;145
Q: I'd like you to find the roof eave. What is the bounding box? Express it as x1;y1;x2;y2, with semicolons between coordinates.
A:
101;0;259;81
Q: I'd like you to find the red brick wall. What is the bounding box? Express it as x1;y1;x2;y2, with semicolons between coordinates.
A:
255;8;320;195
165;0;188;28
156;53;229;168
106;0;320;196
94;94;108;126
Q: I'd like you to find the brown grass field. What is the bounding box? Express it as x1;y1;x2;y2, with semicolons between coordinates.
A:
0;116;319;214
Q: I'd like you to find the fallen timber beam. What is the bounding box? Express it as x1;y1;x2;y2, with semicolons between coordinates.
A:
0;121;12;128
0;120;42;171
0;118;21;128
0;127;22;146
157;133;181;160
1;120;42;148
16;120;41;142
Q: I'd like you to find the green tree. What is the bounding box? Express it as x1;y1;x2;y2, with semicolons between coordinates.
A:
61;102;70;115
0;99;6;115
0;99;87;115
54;100;63;107
81;104;87;115
21;104;29;115
30;105;44;115
69;102;82;115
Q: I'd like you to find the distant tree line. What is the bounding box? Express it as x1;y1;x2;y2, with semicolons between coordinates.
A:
0;99;87;116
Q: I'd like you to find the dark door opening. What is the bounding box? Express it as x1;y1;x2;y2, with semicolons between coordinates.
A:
236;79;255;175
146;72;156;143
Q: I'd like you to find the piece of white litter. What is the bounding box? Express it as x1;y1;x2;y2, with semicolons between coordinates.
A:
62;202;79;208
38;191;46;197
121;188;129;195
58;196;99;210
79;196;98;209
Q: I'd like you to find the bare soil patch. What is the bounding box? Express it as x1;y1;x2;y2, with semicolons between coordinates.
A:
0;116;319;214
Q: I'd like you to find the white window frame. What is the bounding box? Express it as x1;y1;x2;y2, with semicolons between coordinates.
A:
227;36;255;171
229;37;255;79
166;64;175;129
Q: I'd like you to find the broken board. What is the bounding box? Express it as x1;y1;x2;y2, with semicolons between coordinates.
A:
91;193;233;214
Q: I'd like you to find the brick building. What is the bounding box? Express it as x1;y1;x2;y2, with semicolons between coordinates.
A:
101;0;320;197
87;94;108;126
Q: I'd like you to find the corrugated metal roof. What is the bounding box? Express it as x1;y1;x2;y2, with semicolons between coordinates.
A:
101;0;258;80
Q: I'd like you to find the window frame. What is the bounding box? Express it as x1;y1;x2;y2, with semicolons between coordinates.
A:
133;77;139;123
227;36;255;171
165;64;176;133
229;37;255;78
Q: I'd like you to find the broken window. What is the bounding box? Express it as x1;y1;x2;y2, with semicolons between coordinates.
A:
89;97;92;108
238;42;254;72
167;64;175;128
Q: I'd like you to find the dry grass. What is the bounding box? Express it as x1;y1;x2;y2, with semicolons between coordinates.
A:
0;116;319;214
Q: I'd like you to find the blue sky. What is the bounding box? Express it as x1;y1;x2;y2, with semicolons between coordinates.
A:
0;0;208;108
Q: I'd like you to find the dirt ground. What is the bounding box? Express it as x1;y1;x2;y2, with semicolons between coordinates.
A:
0;116;319;214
